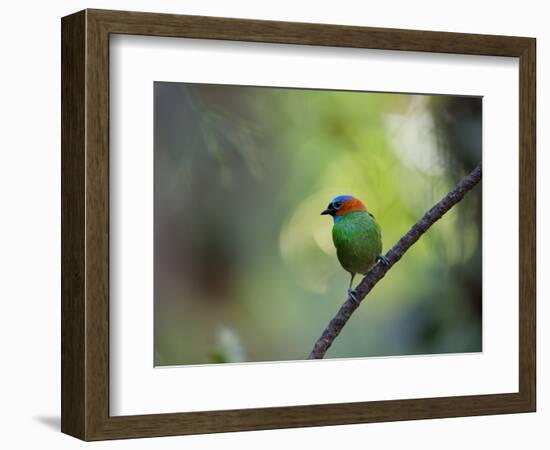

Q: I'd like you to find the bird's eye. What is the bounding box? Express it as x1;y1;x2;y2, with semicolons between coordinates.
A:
333;201;342;209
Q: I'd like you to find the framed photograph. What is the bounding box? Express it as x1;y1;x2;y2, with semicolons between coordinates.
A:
61;9;536;440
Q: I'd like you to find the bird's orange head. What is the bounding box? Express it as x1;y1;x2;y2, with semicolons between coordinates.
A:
321;195;367;221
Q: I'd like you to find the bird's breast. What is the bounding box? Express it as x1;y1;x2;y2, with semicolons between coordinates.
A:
331;212;382;274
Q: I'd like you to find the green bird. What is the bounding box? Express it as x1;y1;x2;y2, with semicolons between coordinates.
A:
321;195;389;303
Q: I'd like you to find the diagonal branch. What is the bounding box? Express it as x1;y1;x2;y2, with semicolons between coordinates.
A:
307;163;482;360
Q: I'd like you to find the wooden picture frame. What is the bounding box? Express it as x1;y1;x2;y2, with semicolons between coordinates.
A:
61;9;536;441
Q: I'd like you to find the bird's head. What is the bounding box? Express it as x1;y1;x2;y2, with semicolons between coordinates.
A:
321;195;367;222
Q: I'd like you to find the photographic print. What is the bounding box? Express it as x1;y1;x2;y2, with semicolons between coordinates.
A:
61;10;535;439
153;82;482;367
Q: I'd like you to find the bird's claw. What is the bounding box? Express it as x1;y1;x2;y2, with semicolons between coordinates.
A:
348;289;360;305
377;254;390;266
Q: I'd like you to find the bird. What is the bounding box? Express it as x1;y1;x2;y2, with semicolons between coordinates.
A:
321;195;389;304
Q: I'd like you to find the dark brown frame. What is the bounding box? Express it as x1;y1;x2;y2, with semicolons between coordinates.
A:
61;9;536;441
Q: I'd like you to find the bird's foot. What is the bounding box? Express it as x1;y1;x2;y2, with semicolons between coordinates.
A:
348;288;360;305
377;254;390;266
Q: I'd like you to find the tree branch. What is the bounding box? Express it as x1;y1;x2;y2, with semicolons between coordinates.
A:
307;163;482;360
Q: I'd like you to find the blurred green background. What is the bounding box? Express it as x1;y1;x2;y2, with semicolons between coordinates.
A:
154;82;482;366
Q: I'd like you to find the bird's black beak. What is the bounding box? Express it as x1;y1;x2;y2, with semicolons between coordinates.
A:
321;206;335;216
